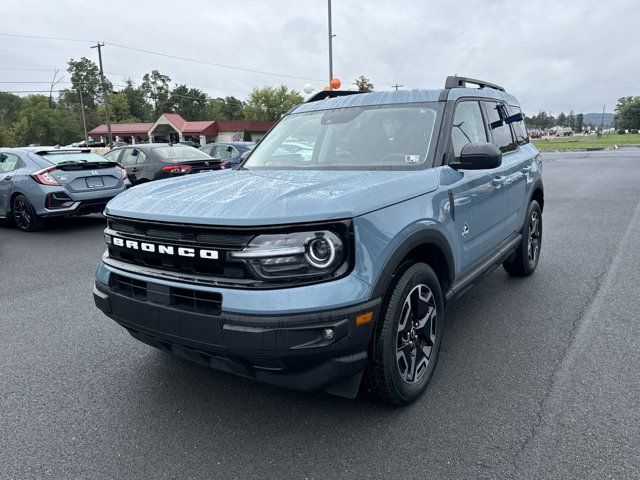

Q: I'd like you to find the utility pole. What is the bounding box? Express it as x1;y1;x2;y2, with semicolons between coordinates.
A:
78;84;88;144
600;104;606;132
91;42;113;147
327;0;334;89
392;84;403;91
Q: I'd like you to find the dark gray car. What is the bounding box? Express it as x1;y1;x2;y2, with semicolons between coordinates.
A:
103;143;220;185
0;147;130;231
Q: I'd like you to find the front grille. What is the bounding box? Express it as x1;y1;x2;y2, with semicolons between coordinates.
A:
106;217;256;282
111;274;222;315
108;219;253;248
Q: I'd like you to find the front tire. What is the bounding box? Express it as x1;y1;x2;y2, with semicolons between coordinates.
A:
503;200;542;276
368;262;444;405
12;194;44;232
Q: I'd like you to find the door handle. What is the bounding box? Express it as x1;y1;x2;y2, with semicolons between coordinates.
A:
2;175;10;181
130;168;139;172
521;166;532;174
491;176;507;187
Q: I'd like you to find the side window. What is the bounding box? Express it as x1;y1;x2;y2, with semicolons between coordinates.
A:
230;146;239;158
509;105;529;146
215;145;233;160
484;101;517;153
451;101;488;158
136;150;147;164
121;148;140;166
0;153;20;173
103;149;121;162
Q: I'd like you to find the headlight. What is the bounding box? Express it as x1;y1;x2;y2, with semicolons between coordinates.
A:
230;230;347;281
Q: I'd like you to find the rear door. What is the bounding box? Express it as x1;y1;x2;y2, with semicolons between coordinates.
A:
447;100;510;275
120;148;142;184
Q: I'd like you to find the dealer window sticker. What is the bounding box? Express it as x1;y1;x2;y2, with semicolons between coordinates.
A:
405;154;420;164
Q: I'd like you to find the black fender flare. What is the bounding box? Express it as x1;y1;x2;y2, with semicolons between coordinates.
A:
529;179;544;211
370;228;455;299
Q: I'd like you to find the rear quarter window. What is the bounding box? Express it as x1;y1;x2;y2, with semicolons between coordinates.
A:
509;105;529;146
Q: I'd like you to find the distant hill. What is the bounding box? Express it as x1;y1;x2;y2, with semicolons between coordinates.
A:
583;112;614;127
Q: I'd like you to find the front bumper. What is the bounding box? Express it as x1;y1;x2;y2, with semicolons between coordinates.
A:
93;279;380;396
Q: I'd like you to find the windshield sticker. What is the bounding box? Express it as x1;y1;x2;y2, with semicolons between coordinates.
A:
405;154;420;164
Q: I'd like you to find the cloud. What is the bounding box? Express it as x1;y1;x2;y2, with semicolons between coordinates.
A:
0;0;637;114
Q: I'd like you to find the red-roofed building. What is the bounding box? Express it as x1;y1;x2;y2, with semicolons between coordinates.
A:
88;114;275;145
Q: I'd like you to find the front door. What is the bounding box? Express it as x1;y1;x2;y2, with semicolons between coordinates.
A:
0;153;20;216
445;100;510;276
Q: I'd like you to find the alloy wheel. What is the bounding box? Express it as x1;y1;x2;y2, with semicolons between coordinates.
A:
527;210;541;265
13;197;32;230
396;284;437;384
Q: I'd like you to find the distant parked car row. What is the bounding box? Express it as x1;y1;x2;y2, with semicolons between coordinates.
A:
0;141;257;231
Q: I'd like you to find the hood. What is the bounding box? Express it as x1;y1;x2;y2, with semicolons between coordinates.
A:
105;168;439;226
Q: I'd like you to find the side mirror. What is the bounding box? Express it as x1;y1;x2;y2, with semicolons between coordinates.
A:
225;145;233;152
131;148;139;157
0;153;6;162
451;142;502;170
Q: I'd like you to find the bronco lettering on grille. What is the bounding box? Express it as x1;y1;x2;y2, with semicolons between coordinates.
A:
112;236;219;260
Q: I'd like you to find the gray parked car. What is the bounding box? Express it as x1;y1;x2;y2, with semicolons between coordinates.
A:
0;147;130;231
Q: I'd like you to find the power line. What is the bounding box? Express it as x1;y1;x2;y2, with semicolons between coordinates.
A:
105;42;324;82
0;32;324;83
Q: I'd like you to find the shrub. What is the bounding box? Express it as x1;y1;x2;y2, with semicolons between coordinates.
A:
630;129;639;134
618;129;627;134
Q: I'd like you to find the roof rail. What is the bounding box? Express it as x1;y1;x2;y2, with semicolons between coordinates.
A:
444;75;505;92
305;90;364;103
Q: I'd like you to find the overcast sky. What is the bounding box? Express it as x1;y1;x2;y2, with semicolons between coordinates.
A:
1;0;637;115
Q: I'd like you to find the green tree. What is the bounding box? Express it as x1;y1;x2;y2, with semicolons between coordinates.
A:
97;93;134;123
576;113;584;132
206;96;245;120
141;70;172;117
557;112;567;127
121;79;152;121
616;97;640;130
568;110;575;130
243;85;303;121
0;92;24;127
169;84;208;120
10;95;80;146
0;122;17;147
355;75;374;92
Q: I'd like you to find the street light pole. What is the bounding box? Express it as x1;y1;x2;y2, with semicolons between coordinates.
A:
91;42;113;147
78;84;88;144
328;0;333;90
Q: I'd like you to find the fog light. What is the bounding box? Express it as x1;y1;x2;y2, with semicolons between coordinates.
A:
322;328;334;341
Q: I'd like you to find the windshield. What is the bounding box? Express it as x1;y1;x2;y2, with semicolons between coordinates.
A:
153;145;208;160
244;103;442;170
39;151;111;164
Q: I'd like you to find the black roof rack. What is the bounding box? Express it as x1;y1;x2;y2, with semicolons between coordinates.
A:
444;75;505;92
305;90;364;103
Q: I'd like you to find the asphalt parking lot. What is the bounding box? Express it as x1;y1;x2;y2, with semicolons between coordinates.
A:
2;149;640;480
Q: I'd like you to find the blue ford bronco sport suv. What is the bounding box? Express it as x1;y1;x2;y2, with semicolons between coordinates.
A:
94;76;543;405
